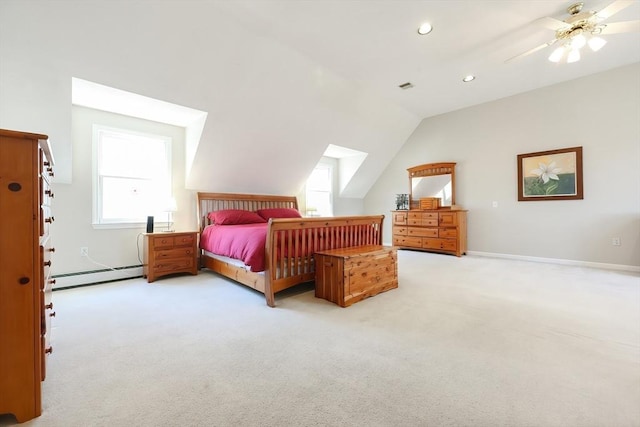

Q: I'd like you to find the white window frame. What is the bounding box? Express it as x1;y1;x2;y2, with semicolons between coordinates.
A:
92;125;172;229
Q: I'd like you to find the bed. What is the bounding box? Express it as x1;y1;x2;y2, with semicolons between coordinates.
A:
197;192;384;307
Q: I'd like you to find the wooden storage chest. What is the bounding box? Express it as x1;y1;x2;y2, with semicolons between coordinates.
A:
314;245;398;307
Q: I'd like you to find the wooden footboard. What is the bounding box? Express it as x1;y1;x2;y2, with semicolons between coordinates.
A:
197;192;383;307
264;215;383;306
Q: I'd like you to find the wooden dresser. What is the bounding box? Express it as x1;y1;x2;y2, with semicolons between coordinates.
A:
143;231;198;283
392;209;467;257
315;245;398;307
0;129;55;423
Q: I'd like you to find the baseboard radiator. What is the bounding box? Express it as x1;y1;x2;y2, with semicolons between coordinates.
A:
52;265;143;290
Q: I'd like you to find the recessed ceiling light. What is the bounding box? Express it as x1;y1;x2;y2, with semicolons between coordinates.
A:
417;23;433;35
462;75;475;82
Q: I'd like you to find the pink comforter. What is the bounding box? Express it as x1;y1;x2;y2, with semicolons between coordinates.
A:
200;223;268;272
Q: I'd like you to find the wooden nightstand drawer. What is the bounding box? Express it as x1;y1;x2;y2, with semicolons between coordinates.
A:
153;258;194;273
174;234;195;247
152;236;176;249
155;247;196;260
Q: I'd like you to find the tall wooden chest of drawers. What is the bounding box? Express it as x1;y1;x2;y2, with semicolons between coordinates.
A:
143;231;198;283
315;245;398;307
0;129;55;423
392;209;467;257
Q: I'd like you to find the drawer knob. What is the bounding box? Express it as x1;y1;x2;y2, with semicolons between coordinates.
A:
45;303;53;309
49;311;56;318
49;279;56;285
45;216;55;223
8;182;22;192
45;347;53;354
44;260;52;267
19;277;30;285
48;247;56;252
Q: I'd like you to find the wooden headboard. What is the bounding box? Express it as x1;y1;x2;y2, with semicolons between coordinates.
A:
196;192;298;231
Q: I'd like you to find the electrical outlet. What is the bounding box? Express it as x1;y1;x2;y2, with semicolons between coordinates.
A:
80;247;89;256
612;237;621;246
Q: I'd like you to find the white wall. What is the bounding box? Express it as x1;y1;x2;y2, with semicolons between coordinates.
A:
365;64;640;268
52;107;196;275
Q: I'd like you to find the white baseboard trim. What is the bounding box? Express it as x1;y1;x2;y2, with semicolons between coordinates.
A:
53;265;143;290
386;242;640;273
467;251;640;273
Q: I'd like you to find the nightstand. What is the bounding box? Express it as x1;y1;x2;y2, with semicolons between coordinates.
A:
143;231;198;283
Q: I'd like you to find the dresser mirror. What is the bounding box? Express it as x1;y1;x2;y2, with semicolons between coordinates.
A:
407;162;456;209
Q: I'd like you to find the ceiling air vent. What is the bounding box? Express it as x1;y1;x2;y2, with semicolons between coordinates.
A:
398;82;414;90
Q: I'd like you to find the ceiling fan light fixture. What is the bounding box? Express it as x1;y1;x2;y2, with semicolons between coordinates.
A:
417;23;433;35
567;48;581;63
571;33;587;49
548;46;566;63
588;36;607;51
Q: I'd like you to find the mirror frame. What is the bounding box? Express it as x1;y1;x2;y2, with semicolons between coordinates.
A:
407;162;456;209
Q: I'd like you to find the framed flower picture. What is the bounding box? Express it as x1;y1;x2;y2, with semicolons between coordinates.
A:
517;146;583;201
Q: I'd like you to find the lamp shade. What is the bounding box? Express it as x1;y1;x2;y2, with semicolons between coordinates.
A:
588;37;607;51
164;197;177;213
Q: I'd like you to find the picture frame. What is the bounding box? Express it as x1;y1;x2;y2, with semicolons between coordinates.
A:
517;146;583;201
395;193;409;210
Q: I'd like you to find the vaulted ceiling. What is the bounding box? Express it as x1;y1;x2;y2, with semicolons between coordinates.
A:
1;1;638;196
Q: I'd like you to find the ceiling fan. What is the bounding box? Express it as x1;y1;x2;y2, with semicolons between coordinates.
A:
507;0;640;63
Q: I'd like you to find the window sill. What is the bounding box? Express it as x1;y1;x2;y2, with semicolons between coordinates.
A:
92;221;169;230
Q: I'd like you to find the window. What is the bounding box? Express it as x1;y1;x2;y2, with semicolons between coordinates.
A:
93;126;172;227
305;162;333;217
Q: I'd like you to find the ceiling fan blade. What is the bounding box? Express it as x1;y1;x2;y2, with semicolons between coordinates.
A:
595;0;635;20
600;20;640;34
534;16;571;31
505;39;557;63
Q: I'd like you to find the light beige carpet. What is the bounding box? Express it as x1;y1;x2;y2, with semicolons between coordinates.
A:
2;251;639;427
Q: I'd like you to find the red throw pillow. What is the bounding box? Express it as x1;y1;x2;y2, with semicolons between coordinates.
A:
208;210;266;225
257;208;302;220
